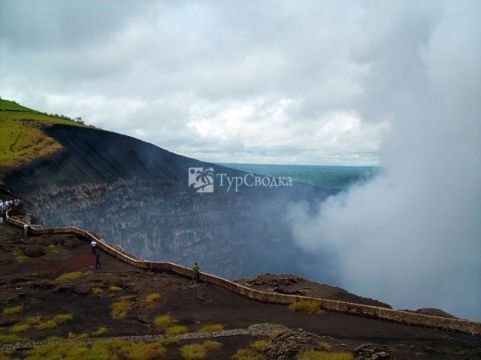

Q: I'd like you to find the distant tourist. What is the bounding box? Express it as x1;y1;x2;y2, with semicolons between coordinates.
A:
95;254;101;271
192;262;200;282
91;240;97;254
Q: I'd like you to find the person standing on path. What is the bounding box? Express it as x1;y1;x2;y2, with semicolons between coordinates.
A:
95;253;101;271
91;240;97;254
192;262;200;282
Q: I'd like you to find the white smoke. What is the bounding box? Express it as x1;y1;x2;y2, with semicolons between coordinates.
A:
288;2;481;320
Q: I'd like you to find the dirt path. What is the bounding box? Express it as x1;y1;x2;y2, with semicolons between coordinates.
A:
2;222;481;359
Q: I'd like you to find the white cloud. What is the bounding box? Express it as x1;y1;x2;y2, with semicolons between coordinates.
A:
0;0;390;165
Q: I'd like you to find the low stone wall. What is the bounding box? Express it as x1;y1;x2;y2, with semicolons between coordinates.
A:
5;208;481;335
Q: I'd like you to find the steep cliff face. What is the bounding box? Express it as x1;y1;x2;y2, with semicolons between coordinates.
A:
4;124;333;279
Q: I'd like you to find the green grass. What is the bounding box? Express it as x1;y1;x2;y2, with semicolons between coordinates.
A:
89;339;166;360
0;99;34;112
250;339;271;351
56;271;86;281
23;339;166;360
10;322;31;333
288;300;325;314
153;314;176;329
180;344;206;360
296;351;353;360
2;305;23;315
232;348;265;360
52;314;73;324
202;340;222;351
0;348;15;360
24;343;89;360
0;98;89;168
165;325;188;336
25;317;41;326
111;298;132;319
92;287;103;295
16;255;28;263
37;320;58;330
0;334;26;344
180;340;223;360
198;323;224;333
48;244;58;254
92;326;109;336
146;293;161;304
35;314;73;330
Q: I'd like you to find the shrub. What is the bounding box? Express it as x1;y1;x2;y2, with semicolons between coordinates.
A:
36;314;72;330
24;343;89;360
318;342;333;351
181;343;206;360
232;348;265;360
198;323;224;333
48;244;58;254
288;300;325;314
146;293;161;304
166;325;188;336
16;255;28;263
0;334;26;344
250;339;271;351
159;337;179;345
3;305;23;315
46;336;64;342
93;326;109;336
25;317;41;326
37;320;58;330
90;339;165;360
56;271;85;281
127;341;166;360
202;340;222;351
109;285;123;292
111;298;132;319
153;315;176;329
0;348;15;360
92;287;103;295
179;341;223;359
296;351;353;360
10;323;31;333
53;314;73;324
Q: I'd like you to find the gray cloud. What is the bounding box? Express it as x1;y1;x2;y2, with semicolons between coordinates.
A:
288;1;481;320
1;0;388;165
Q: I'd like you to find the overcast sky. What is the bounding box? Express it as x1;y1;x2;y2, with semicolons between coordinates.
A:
0;0;397;165
0;1;478;166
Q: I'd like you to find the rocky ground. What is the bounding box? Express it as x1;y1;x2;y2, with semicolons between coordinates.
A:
1;222;480;359
236;274;392;308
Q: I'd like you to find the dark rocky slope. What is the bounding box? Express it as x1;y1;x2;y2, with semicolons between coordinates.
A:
4;125;333;279
236;274;392;308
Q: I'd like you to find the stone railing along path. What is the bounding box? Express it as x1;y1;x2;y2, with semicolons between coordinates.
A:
4;207;481;336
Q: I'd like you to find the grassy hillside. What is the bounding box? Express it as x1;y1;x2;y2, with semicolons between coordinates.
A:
0;99;88;168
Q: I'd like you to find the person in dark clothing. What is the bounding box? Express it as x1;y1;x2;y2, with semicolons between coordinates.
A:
192;262;200;282
95;254;101;270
